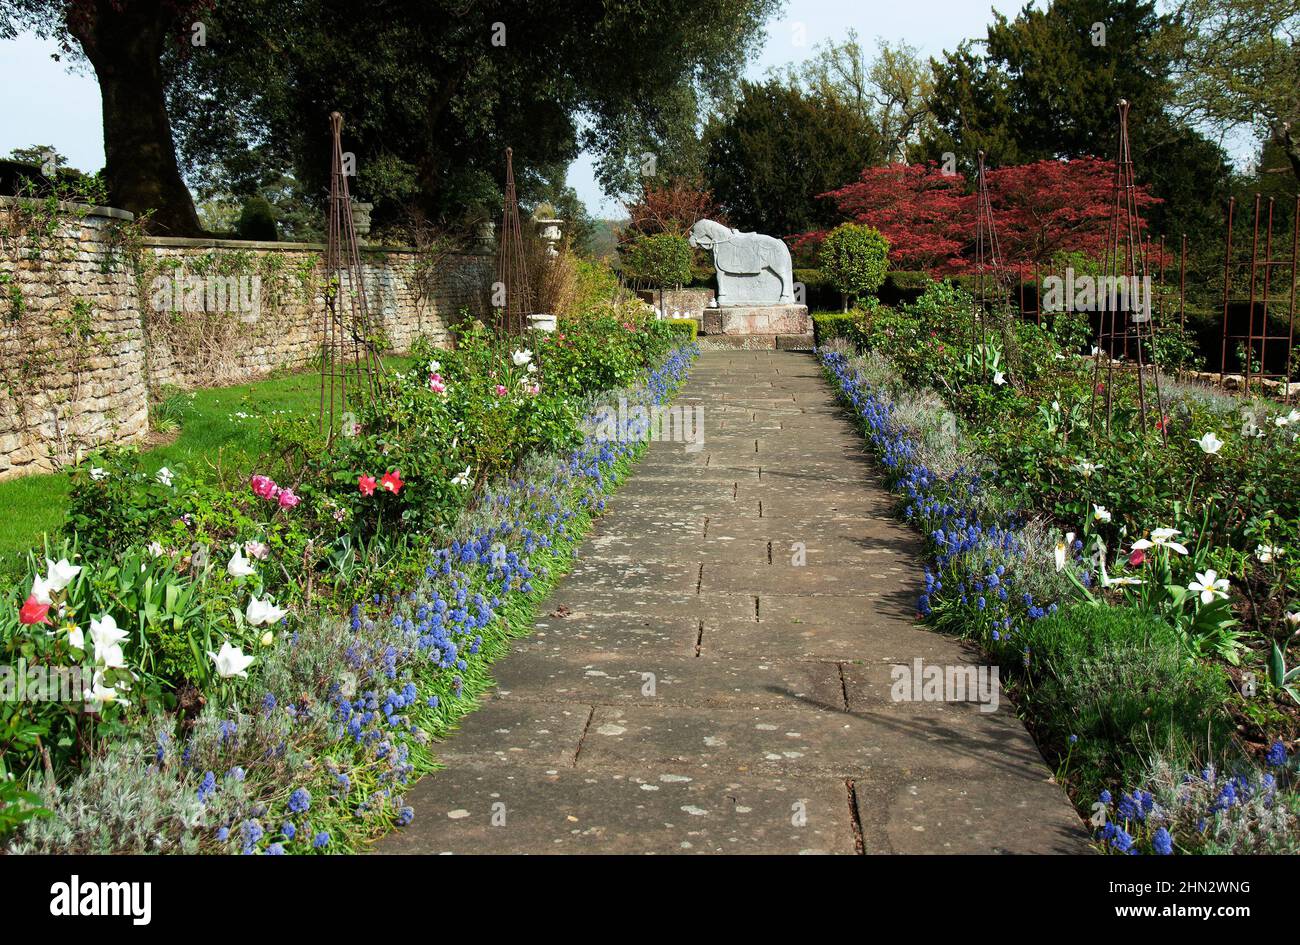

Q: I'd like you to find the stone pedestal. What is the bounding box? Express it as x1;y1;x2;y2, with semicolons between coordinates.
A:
698;303;812;350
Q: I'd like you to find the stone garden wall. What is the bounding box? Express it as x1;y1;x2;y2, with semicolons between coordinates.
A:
0;198;492;480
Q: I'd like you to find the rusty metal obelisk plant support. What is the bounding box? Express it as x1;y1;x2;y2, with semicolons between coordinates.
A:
1089;100;1167;445
319;111;384;439
1219;194;1298;403
495;147;535;338
971;150;1011;377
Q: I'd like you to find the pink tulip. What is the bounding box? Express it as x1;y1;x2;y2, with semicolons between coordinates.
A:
250;474;278;500
277;488;300;508
494;384;508;397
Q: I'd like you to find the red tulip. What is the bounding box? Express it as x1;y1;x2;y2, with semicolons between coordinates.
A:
1128;548;1146;567
358;474;377;496
19;594;50;625
381;470;404;494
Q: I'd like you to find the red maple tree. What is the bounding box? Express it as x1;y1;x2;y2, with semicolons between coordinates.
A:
621;179;724;243
799;158;1161;278
984;157;1160;277
799;163;975;273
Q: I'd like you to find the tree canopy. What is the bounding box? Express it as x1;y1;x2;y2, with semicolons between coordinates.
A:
921;0;1232;247
703;79;884;237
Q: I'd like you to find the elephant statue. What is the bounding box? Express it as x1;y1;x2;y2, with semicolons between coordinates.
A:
688;219;794;306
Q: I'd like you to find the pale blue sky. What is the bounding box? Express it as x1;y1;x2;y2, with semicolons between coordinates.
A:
0;1;1251;217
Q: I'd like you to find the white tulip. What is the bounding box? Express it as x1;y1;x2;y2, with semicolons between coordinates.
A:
993;371;1006;386
260;630;275;647
156;466;175;486
97;643;127;670
1103;575;1144;587
1187;569;1230;605
245;596;288;627
1194;432;1223;455
30;574;53;606
1092;504;1112;524
83;680;128;713
45;558;81;592
1256;544;1279;564
1131;528;1189;556
208;641;255;679
452;466;472;487
90;614;128;665
1053;532;1075;573
89;466;108;481
227;545;257;578
511;348;533;367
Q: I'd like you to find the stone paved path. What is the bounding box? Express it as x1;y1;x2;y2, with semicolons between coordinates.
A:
376;350;1089;854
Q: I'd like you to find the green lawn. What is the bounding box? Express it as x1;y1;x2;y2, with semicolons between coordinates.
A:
0;359;414;566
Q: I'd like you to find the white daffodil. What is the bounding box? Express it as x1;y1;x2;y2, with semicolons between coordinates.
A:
1256;544;1280;564
44;557;82;592
227;544;257;578
451;466;472;487
208;641;255;679
245;595;288;628
1131;527;1189;556
156;466;175;486
1194;432;1223;455
993;371;1006;386
511;348;533;367
89;466;108;481
1188;569;1230;605
1054;531;1075;572
1092;504;1112;524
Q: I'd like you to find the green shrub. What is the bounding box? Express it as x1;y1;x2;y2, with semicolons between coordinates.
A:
1011;604;1232;796
237;197;278;242
571;257;622;312
620;234;693;308
818;223;890;311
812;312;863;349
664;318;698;340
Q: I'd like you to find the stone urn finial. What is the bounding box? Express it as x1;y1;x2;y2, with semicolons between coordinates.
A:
533;217;563;258
350;200;374;243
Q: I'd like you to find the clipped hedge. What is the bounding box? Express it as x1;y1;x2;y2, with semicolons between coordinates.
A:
664;317;699;340
793;267;838;310
812;312;863;349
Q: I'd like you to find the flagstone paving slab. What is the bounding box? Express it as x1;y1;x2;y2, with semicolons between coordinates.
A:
374;350;1090;855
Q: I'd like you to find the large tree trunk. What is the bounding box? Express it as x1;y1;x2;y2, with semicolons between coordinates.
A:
69;0;203;236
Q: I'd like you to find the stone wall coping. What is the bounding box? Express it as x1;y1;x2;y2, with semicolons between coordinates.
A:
0;194;134;221
142;235;493;258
